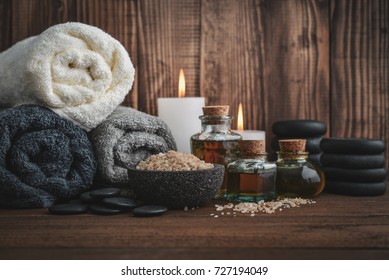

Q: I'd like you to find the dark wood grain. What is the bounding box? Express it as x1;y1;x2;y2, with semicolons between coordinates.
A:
200;0;265;125
262;0;330;142
201;0;330;154
0;0;12;52
137;0;201;115
1;192;389;260
331;0;389;164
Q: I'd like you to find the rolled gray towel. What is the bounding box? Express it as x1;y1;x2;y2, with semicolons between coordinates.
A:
90;106;176;185
0;105;97;208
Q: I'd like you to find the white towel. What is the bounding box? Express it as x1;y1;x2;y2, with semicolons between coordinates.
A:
0;22;135;131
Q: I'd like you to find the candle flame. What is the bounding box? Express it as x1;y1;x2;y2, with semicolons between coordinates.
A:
237;102;244;131
178;68;185;98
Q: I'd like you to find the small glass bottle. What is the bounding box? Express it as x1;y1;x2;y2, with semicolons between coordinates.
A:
191;105;242;198
275;139;325;198
226;140;276;202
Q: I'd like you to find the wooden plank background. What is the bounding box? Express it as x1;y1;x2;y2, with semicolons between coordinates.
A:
0;0;388;165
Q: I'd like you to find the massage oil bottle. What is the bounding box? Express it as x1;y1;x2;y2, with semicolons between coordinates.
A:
190;106;242;198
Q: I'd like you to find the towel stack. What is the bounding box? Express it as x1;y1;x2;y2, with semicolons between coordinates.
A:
320;138;387;196
271;120;327;165
0;23;176;208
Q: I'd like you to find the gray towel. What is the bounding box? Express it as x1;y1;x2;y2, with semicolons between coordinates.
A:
0;105;97;208
90;106;176;185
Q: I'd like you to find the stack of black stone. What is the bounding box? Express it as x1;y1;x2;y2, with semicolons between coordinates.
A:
48;187;168;217
271;120;327;165
320;138;387;196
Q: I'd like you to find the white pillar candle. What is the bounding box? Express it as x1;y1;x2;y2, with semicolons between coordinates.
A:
234;102;266;142
158;97;205;153
233;130;266;141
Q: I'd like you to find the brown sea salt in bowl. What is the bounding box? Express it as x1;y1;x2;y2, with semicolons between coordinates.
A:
127;151;224;209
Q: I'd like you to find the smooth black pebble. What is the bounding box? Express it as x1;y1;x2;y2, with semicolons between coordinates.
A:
272;120;327;137
324;181;386;196
271;137;322;153
90;188;121;198
133;205;168;217
69;199;86;205
48;204;87;215
322;167;387;183
102;197;137;210
308;153;322;165
320;138;385;155
320;153;386;169
88;204;123;215
80;191;98;203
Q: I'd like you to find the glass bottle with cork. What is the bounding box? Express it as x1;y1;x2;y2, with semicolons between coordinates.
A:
190;105;242;198
226;140;276;202
275;139;325;198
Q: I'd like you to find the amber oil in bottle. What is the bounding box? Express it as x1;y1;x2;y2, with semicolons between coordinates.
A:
275;139;325;198
226;140;276;202
191;106;242;198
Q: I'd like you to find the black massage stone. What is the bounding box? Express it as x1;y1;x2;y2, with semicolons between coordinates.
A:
80;191;99;203
88;204;123;215
48;203;87;215
308;153;322;165
271;137;322;153
322;167;387;183
90;188;121;198
320;153;386;169
272;120;327;137
69;199;86;205
132;205;168;217
324;181;386;196
320;138;385;155
102;197;137;210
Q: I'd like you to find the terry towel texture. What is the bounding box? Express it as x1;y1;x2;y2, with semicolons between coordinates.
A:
0;105;97;208
90;106;177;185
0;22;135;131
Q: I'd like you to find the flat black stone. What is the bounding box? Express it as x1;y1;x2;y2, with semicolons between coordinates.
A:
308;153;322;166
80;192;99;203
324;181;386;196
320;138;385;155
90;188;121;198
92;182;118;189
322;167;387;183
271;137;322;153
102;197;137;210
88;204;123;215
69;199;86;205
272;120;327;137
132;205;168;217
48;203;87;215
321;153;385;169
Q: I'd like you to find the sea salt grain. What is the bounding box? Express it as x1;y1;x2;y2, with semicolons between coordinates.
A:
137;150;213;171
212;197;315;217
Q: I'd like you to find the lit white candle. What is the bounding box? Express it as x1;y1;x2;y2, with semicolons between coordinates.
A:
233;102;266;141
158;69;205;152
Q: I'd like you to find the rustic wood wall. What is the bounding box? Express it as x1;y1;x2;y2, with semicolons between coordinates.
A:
0;0;388;163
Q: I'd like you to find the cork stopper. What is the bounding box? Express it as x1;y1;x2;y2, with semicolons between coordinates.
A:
202;106;229;116
238;140;266;154
279;139;306;153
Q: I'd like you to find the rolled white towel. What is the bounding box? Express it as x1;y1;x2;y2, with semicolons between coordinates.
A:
0;22;135;131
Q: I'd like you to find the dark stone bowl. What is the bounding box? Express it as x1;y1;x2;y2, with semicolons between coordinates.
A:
127;164;225;209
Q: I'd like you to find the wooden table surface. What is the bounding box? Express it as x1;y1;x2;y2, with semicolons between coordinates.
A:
1;191;389;260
